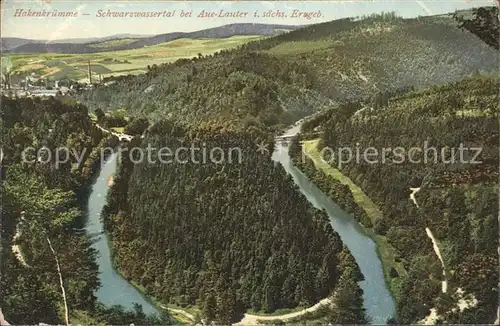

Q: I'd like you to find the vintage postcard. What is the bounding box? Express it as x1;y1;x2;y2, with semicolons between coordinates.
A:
1;0;498;325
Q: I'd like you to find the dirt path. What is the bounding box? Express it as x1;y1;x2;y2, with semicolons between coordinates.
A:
12;216;28;267
0;309;10;325
12;231;27;267
409;187;421;208
417;229;449;325
408;187;447;294
425;227;447;293
234;298;332;325
409;187;449;325
160;298;332;325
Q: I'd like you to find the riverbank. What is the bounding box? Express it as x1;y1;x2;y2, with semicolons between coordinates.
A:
84;152;172;319
95;148;199;323
300;139;406;299
94;154;182;322
103;228;197;324
103;235;179;320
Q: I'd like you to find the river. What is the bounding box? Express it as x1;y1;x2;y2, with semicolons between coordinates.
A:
85;124;394;323
85;152;160;315
271;125;395;324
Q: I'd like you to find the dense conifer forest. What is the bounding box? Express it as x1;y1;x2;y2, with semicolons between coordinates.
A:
102;121;367;323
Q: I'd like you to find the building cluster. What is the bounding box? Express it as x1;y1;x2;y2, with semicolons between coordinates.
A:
1;60;98;98
0;72;95;98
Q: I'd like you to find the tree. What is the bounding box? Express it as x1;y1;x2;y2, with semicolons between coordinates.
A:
94;108;105;121
455;6;499;50
124;118;149;136
328;276;368;324
202;294;217;324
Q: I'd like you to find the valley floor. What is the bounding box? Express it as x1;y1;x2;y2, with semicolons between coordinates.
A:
301;139;407;295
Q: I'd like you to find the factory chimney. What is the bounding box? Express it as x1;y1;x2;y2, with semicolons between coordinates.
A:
88;60;92;84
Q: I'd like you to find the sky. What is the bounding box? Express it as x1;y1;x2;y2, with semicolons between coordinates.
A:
1;0;496;40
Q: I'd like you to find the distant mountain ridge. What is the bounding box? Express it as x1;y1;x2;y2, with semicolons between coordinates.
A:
2;23;299;53
0;34;149;51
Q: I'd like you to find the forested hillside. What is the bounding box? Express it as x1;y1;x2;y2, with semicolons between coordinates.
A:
81;10;496;125
81;50;333;129
102;121;366;324
245;11;496;99
0;97;169;324
76;8;499;324
291;75;499;324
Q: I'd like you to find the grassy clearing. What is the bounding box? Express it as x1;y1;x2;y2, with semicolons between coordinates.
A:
110;127;125;133
6;35;263;82
302;139;383;224
301;139;407;299
163;303;200;320
88;38;139;49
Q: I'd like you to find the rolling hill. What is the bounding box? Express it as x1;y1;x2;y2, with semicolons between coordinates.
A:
8;36;264;81
0;34;151;51
1;37;44;51
80;10;497;128
3;23;299;54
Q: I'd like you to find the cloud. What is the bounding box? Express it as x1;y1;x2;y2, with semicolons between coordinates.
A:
47;3;88;41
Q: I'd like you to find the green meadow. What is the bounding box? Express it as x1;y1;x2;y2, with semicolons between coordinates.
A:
302;139;407;299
